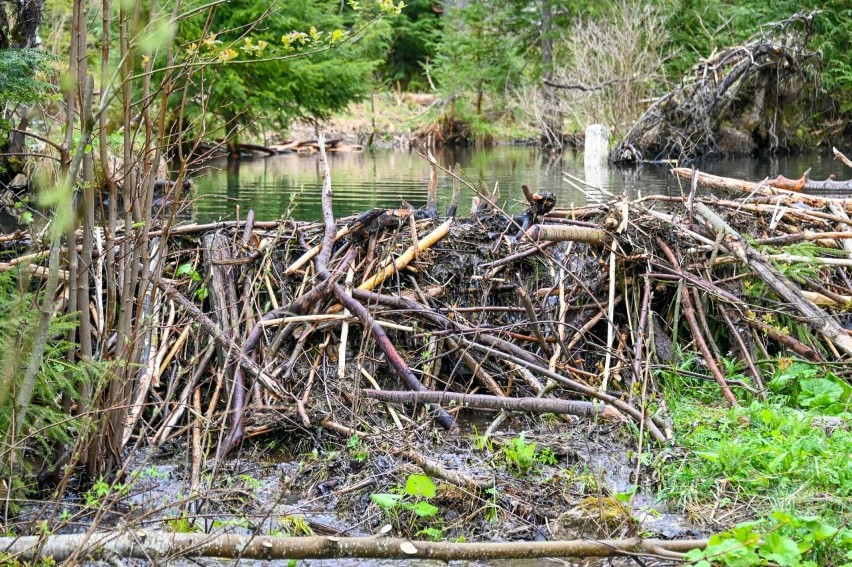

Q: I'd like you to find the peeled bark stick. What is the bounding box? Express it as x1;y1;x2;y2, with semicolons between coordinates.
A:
524;224;610;244
284;226;350;275
361;389;626;421
358;219;452;291
657;238;737;406
333;282;457;432
672;168;762;193
316;133;337;277
695;201;852;358
0;531;707;562
833;146;852;169
399;448;494;490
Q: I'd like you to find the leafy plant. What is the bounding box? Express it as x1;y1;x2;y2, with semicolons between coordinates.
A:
371;473;443;535
686;511;852;567
500;433;556;475
658;399;852;522
346;434;369;462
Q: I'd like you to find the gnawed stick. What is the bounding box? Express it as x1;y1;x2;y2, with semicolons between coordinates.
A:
833;146;852;170
284;226;350;275
333;282;457;432
461;339;667;443
445;336;505;397
398;448;493;490
524;224;610;244
358;219;452;291
158;281;287;400
739;317;821;362
0;531;707;562
718;305;766;397
361;389;625;421
447;163;461;218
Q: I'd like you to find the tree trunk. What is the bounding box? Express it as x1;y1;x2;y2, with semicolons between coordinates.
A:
540;0;562;148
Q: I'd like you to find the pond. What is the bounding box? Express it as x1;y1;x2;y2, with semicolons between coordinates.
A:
190;146;852;223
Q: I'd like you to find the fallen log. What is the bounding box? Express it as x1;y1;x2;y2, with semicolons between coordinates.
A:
0;531;708;562
361;389;626;421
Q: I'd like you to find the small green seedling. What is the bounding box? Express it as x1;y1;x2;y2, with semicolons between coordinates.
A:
371;474;441;526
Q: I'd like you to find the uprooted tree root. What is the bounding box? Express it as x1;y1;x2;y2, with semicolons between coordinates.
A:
612;10;820;163
5;141;852;562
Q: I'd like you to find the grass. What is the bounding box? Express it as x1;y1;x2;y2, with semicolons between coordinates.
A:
656;354;852;564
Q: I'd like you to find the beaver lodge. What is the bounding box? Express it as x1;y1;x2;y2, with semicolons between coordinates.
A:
3;139;852;563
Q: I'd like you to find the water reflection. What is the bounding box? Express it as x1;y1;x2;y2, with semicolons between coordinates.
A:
188;147;851;223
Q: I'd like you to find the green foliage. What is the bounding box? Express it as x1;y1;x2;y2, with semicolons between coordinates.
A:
0;49;56;105
686;511;852;567
346;434;369;462
175;1;394;139
0;269;96;512
665;1;852;105
499;433;557;475
658;399;852;522
379;0;442;88
768;361;852;415
371;473;443;535
431;3;522;107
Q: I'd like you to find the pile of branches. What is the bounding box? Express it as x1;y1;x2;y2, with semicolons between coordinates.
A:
612;10;820;163
7;140;852;563
62;140;852;469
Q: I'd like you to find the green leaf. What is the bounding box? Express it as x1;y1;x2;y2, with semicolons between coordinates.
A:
759;533;801;566
370;493;401;509
614;485;637;503
404;474;436;498
175;263;194;277
798;379;843;409
409;501;439;518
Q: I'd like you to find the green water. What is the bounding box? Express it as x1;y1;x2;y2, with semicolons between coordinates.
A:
190;146;852;223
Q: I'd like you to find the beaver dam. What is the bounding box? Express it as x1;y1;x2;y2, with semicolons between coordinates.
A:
3;140;852;564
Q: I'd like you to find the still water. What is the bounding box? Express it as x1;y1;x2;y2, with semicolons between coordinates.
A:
190;146;852;223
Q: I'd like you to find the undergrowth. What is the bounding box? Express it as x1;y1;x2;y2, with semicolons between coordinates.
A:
658;354;852;565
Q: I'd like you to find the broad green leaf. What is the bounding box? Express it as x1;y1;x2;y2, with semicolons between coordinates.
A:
759;533;801;566
370;493;401;509
798;379;843;409
409;501;439;518
175;263;194;277
404;474;436;498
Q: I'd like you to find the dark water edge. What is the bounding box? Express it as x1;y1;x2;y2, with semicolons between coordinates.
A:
2;147;850;232
189;147;852;224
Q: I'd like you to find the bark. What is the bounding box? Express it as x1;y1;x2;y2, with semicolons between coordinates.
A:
361;389;625;421
524;224;610;244
0;531;708;562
